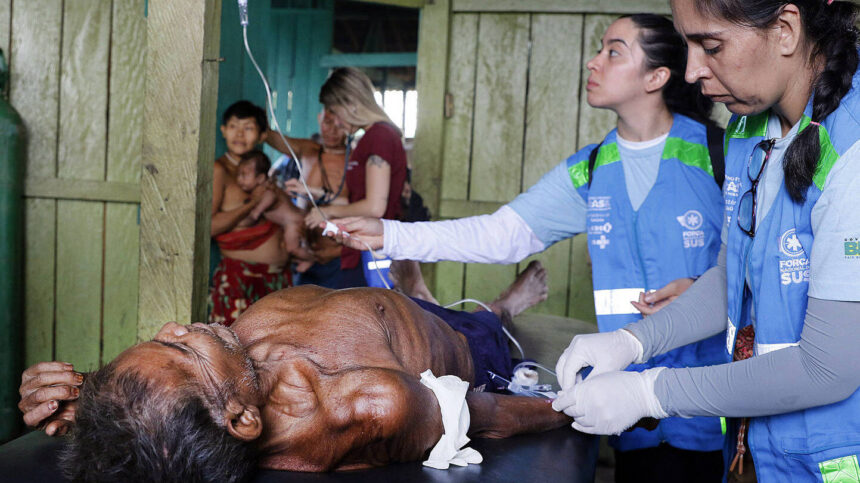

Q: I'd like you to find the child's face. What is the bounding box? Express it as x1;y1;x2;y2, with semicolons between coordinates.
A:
236;163;265;192
220;116;264;156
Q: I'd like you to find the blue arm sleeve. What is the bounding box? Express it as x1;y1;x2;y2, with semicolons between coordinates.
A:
507;160;587;248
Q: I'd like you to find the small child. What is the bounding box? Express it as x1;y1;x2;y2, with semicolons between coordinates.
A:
236;150;315;272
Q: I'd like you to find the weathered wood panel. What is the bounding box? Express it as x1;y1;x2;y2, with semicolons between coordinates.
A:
103;0;145;363
0;0;10;67
139;0;220;338
23;199;55;366
469;13;529;203
24;178;140;203
413;0;450;212
517;14;583;316
453;0;671;14
434;261;465;306
54;201;103;371
54;1;111;370
439;13;477;202
10;0;62;178
13;0;63;365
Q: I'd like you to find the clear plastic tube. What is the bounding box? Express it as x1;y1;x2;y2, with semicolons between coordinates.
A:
443;298;526;360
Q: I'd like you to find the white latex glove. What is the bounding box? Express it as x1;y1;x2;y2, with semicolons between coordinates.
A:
555;329;644;391
551;368;669;435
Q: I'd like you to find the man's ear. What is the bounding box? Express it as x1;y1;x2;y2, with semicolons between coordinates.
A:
220;124;228;138
645;66;671;94
225;405;263;442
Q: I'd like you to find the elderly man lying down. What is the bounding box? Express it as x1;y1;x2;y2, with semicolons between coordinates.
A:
19;262;570;482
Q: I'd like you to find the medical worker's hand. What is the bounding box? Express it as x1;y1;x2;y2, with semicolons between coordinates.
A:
19;362;83;436
552;368;668;435
631;277;695;316
323;216;384;251
555;329;644;391
304;207;328;229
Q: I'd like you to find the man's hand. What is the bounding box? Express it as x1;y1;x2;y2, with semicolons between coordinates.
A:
555;329;643;391
304;208;328;229
551;368;668;435
284;179;324;199
322;217;384;251
630;277;695;316
19;362;83;436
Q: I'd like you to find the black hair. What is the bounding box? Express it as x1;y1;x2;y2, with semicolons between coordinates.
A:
240;149;271;177
693;0;859;202
59;365;258;483
623;13;716;126
222;100;268;133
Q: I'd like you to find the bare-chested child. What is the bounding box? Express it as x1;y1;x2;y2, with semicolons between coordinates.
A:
19;263;567;482
234;150;315;273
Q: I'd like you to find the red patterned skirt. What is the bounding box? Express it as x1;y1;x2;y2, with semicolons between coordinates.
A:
208;257;291;326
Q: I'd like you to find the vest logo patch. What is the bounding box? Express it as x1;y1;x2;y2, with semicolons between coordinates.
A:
846;237;860;259
588;222;613;236
779;229;805;258
588;196;611;211
591;234;610;250
677;210;705;248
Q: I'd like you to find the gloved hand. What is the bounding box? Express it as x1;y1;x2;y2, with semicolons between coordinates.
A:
551;368;669;435
555;329;644;391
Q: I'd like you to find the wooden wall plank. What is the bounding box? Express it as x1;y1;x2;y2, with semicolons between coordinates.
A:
567;233;596;323
517;14;584;316
13;0;63;366
439;13;477;201
453;0;671;14
140;0;220;338
469;13;529;203
433;261;465;306
54;201;103;371
413;0;450;215
24;178;140;203
102;0;145;363
0;0;10;71
23;200;55;366
53;1;111;371
10;0;62;178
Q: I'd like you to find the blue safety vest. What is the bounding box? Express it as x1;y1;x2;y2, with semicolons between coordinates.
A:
567;113;726;452
723;71;860;482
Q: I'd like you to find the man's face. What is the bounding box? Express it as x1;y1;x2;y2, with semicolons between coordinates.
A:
221;116;264;156
112;322;258;415
672;0;785;116
236;163;263;192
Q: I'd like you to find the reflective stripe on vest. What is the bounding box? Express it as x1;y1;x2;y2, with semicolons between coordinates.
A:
593;288;644;316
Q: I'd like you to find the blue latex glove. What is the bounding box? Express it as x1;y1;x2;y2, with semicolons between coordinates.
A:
552;368;668;435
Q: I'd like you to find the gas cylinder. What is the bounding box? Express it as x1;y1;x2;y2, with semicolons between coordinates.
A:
0;47;25;442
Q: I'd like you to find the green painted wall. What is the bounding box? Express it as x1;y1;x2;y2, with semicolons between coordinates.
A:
216;0;333;159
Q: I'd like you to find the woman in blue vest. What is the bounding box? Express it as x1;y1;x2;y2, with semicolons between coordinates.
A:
329;14;727;482
551;1;860;482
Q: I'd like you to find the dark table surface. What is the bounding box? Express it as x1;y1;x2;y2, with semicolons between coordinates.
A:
0;427;597;482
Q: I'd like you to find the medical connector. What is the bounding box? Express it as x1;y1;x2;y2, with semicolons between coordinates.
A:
238;0;249;27
487;371;556;399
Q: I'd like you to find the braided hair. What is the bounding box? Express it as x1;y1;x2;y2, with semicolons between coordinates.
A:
623;14;716;127
693;0;859;202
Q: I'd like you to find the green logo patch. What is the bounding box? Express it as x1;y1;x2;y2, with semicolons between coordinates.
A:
846;237;860;258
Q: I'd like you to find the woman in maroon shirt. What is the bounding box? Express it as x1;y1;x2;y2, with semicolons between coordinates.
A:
305;67;407;287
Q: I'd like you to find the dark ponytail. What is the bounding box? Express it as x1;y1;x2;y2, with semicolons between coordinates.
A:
694;0;859;202
624;14;716;126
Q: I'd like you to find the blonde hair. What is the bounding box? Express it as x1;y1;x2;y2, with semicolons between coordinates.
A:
319;67;400;135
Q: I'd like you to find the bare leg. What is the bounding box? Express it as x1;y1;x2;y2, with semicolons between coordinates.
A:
487;261;548;318
389;260;439;305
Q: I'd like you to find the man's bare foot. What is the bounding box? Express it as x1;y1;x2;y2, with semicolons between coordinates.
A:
389;260;439;305
488;261;548;318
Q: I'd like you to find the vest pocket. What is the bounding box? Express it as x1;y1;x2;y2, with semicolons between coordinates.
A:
783;437;860;482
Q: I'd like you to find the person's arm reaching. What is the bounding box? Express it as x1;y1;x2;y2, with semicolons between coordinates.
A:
657;297;860;418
